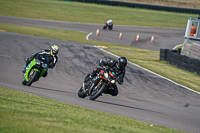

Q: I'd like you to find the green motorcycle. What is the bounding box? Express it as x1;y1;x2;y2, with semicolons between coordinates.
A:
22;54;49;86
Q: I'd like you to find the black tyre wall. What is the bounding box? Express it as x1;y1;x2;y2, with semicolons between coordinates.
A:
159;49;168;61
160;49;200;76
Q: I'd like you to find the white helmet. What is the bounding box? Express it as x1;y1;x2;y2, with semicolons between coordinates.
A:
51;45;59;56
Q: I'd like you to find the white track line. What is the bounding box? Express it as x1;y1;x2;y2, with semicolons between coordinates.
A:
94;45;200;95
173;44;183;50
86;32;93;40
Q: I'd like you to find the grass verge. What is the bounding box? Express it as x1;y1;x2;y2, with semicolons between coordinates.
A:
0;0;197;28
0;87;185;133
0;23;199;93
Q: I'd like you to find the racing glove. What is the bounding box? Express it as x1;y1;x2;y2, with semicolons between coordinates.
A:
99;60;104;67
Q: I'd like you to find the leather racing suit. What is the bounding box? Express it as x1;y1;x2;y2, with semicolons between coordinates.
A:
23;49;58;77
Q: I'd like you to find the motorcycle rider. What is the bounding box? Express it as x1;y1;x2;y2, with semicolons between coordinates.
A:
22;45;59;77
103;19;113;30
89;57;127;96
106;19;113;26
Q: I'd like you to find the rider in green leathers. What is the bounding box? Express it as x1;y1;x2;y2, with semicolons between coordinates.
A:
22;45;59;77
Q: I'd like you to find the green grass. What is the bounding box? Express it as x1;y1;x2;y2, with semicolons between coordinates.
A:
0;87;185;133
0;0;197;28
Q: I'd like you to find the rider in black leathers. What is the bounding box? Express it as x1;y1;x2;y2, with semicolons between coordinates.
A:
90;57;127;96
22;45;59;77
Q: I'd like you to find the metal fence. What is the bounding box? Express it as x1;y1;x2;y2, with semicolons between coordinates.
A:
72;0;200;14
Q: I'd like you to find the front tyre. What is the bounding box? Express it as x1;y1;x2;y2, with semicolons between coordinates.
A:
22;78;27;85
26;70;40;86
90;82;107;100
103;25;107;30
109;25;113;30
78;86;87;98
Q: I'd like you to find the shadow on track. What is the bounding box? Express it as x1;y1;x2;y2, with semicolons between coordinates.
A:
95;100;163;114
31;86;77;95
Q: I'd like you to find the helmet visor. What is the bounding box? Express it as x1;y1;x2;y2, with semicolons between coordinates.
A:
118;62;126;69
53;50;58;54
119;62;126;68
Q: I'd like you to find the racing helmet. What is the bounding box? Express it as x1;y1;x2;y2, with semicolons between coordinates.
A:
108;19;112;24
116;57;127;69
51;45;59;56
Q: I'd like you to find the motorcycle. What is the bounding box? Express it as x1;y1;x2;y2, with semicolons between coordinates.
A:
103;23;113;30
78;67;117;100
22;54;49;86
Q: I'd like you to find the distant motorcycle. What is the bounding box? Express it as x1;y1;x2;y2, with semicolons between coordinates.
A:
103;23;113;30
22;54;49;86
78;66;117;100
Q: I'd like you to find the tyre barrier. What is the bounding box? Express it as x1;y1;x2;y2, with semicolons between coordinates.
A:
160;49;200;76
72;0;200;14
159;49;168;61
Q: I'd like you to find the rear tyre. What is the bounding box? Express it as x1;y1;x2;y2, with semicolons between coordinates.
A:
103;25;107;30
26;70;40;86
78;86;87;98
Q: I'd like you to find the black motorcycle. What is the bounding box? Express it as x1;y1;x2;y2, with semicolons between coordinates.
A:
103;23;113;30
78;67;117;100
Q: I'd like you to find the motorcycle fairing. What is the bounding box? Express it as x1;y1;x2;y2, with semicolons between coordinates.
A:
24;59;46;82
24;59;37;81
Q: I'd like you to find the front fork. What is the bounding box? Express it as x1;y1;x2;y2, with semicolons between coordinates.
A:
82;73;90;93
88;78;104;96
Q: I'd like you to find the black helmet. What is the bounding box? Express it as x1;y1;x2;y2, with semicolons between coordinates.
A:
116;57;127;69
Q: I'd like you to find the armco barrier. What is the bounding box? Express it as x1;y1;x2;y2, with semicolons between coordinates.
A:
72;0;200;14
160;49;200;75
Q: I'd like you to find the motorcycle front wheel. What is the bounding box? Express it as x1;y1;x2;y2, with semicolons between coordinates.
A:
89;82;107;100
26;70;40;86
22;78;27;85
109;25;113;30
103;25;107;30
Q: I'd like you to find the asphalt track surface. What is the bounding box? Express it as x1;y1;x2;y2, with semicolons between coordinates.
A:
0;15;185;51
0;16;200;133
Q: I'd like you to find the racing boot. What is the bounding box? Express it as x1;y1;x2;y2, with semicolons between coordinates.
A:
22;58;31;73
22;64;26;73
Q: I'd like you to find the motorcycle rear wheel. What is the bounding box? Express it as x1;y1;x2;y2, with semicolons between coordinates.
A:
89;82;107;100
